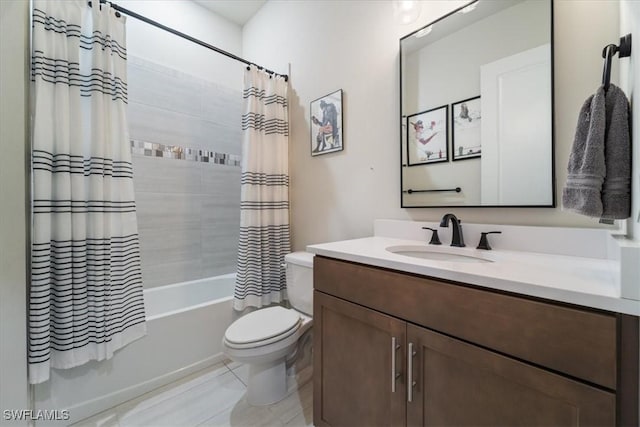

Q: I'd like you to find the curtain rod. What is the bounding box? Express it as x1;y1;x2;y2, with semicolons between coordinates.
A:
88;0;288;82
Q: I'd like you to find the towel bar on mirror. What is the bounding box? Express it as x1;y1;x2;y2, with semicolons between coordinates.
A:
403;187;462;194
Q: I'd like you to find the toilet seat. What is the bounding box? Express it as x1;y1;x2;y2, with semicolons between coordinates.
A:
224;306;301;349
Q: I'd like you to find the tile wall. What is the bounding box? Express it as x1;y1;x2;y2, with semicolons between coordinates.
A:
128;56;243;288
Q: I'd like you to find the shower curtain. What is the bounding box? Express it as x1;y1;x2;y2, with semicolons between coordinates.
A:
29;0;145;384
234;66;291;310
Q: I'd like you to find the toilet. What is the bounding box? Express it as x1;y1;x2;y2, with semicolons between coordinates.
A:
223;251;314;406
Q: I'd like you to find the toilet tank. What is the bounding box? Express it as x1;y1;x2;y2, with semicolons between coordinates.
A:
285;251;314;316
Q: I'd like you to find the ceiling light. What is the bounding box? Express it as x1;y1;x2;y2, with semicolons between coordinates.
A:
415;25;433;38
459;3;477;14
393;1;422;25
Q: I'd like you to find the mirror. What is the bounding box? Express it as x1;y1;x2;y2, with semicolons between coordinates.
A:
400;0;554;207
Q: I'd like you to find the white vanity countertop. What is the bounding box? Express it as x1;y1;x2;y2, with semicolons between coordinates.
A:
307;236;640;316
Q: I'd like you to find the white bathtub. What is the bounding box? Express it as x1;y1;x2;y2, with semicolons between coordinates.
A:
144;273;236;320
34;274;236;426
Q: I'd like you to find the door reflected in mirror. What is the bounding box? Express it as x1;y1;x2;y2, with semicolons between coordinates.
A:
400;0;554;207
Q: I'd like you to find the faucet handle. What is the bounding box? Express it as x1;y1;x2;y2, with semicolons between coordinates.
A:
477;231;502;250
422;227;442;245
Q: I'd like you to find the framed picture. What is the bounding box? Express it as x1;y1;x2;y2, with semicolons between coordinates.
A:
452;96;481;161
310;89;343;156
406;105;448;166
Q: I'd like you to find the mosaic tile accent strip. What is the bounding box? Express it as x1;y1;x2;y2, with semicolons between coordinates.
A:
131;140;241;167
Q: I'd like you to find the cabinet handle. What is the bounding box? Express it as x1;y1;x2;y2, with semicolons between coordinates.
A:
407;342;416;402
391;336;401;392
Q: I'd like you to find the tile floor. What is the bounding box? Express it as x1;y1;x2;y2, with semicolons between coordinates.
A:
73;360;313;427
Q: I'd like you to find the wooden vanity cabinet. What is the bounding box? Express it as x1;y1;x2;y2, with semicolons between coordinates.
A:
313;256;639;427
313;292;406;427
406;324;614;426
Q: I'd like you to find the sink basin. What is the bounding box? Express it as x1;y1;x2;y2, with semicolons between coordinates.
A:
386;245;492;263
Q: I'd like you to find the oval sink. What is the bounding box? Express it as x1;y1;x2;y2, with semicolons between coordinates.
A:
386;245;492;263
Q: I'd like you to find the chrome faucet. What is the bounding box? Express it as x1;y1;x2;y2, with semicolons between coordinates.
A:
439;213;465;247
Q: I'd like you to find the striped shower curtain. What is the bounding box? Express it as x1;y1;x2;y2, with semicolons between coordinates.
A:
234;66;291;311
29;0;146;384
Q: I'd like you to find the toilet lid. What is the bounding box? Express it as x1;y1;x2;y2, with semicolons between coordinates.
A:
225;306;301;345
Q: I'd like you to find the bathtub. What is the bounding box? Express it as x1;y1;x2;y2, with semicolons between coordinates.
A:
34;274;236;426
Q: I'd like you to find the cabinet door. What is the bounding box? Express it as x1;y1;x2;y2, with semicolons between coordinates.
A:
406;324;616;427
314;291;406;427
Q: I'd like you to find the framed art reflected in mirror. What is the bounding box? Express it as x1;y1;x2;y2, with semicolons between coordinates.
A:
452;96;481;161
406;105;448;166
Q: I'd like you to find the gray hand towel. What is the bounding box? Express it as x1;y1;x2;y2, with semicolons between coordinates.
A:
562;87;606;217
562;84;631;219
601;84;631;220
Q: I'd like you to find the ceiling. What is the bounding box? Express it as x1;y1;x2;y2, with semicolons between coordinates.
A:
193;0;267;26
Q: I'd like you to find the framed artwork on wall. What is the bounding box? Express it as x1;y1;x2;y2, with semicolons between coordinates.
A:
452;95;482;161
406;105;448;166
310;89;343;156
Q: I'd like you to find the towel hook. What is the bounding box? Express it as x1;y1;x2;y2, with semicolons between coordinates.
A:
601;33;632;91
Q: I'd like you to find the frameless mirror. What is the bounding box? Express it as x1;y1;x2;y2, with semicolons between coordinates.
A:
400;0;554;207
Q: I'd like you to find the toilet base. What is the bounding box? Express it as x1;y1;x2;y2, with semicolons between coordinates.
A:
247;358;287;406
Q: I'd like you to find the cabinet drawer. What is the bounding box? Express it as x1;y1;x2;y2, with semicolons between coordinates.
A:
314;256;618;389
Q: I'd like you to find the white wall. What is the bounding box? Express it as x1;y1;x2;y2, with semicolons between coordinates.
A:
119;0;244;89
242;0;621;251
620;0;639;241
0;0;29;425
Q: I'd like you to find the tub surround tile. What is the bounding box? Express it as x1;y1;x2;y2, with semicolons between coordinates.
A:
200;211;240;233
133;163;239;290
200;246;238;270
199;120;242;156
200;165;242;197
200;217;240;279
200;207;241;230
138;226;202;289
200;83;243;125
129;55;241;290
128;55;242;155
128;91;242;154
136;193;202;230
200;262;237;283
201;228;240;245
131;140;240;166
200;205;240;234
138;226;202;265
133;155;202;195
128;100;240;155
128;63;202;118
139;259;203;289
134;177;239;289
